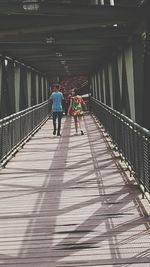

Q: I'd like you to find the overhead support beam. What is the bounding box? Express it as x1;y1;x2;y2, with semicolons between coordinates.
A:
0;0;144;78
0;24;134;39
0;4;140;21
0;27;131;42
0;40;124;47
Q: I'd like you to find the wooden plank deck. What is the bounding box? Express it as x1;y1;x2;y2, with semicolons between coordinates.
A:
0;114;150;267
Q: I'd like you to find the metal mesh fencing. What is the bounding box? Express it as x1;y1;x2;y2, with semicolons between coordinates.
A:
91;97;150;196
0;101;49;165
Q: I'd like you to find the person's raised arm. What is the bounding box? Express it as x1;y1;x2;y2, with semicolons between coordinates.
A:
67;98;72;115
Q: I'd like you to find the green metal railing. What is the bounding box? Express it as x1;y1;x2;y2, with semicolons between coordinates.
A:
0;101;49;166
91;97;150;197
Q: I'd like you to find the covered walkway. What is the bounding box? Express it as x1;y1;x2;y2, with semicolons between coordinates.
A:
0;114;150;266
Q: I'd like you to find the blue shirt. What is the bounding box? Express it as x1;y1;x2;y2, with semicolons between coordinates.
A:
50;91;64;112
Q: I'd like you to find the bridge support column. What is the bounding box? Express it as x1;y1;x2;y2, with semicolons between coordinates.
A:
143;22;150;130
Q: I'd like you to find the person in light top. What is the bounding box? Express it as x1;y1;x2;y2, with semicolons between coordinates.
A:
49;84;64;136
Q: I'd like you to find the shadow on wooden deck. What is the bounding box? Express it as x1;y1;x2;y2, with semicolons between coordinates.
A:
0;114;150;266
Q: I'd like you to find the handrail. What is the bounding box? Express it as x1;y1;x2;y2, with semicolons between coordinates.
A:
91;97;150;197
0;101;49;166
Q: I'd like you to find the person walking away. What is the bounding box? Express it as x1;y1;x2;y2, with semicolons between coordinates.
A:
64;93;71;115
67;90;85;135
49;84;64;136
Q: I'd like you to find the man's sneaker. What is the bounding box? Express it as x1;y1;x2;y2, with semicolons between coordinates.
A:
81;130;84;135
57;132;61;136
53;131;56;135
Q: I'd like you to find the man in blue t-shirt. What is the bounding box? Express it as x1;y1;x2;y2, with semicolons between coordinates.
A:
49;84;64;136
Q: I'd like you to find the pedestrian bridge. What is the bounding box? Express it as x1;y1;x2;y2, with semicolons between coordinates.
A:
0;107;150;266
0;1;150;265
